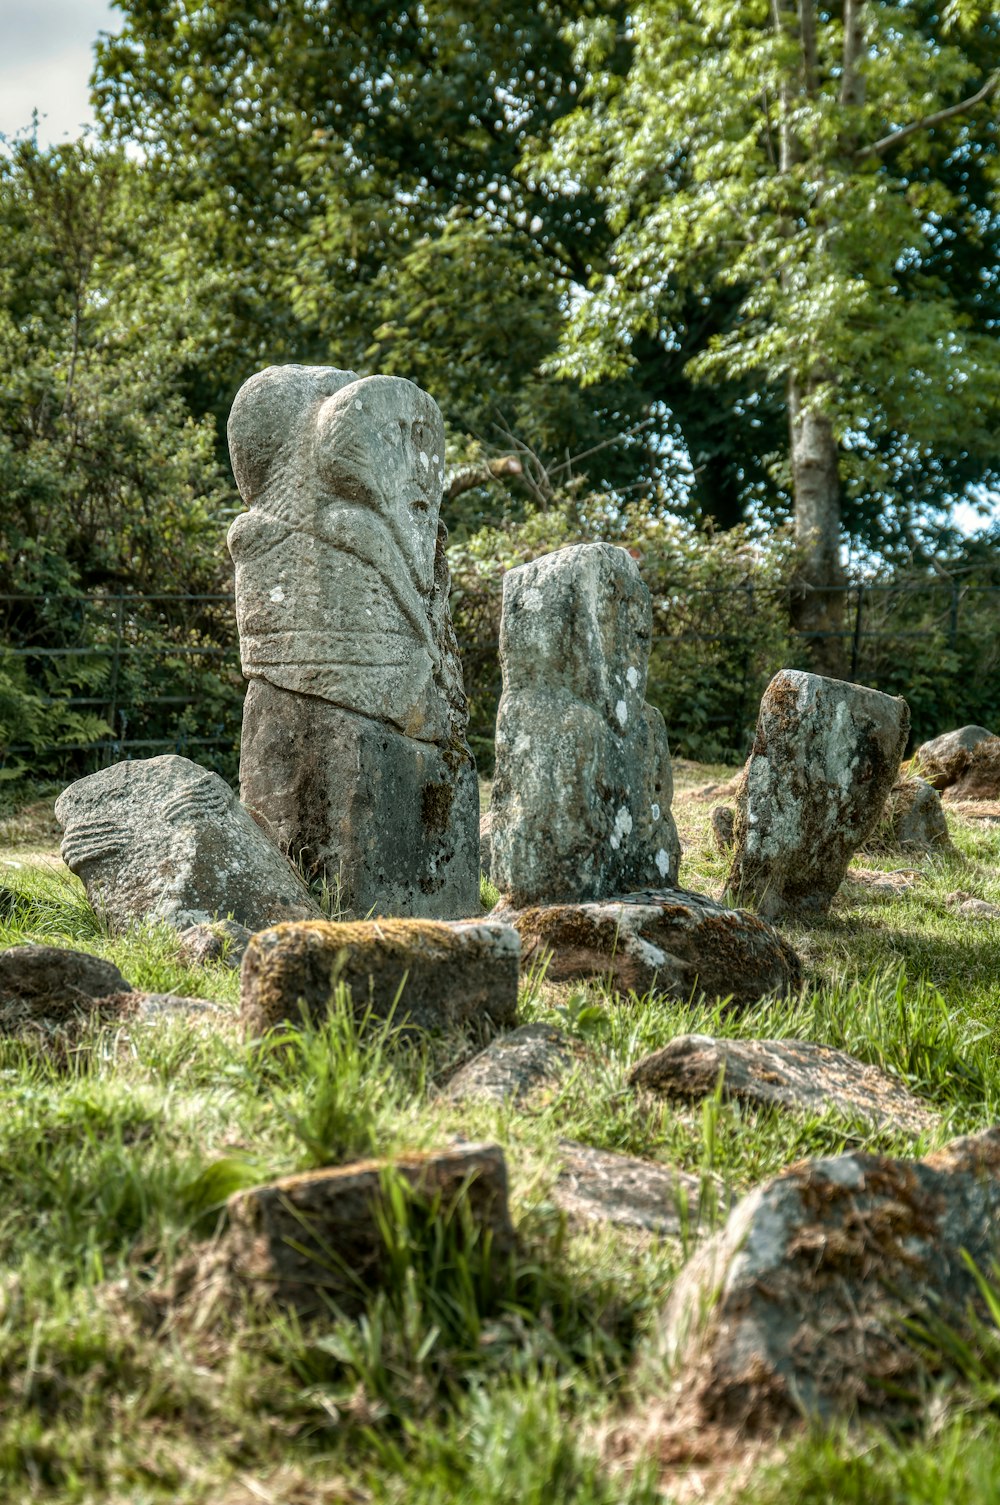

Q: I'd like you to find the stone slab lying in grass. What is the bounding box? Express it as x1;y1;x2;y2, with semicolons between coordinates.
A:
726;670;909;919
443;1023;574;1104
0;944;132;1006
225;1143;514;1317
650;1128;1000;1431
240;917;520;1036
629;1035;935;1135
493;889;802;1006
946;890;1000;921
843;867;920;896
0;984;223;1044
551;1140;704;1238
55;754;320;934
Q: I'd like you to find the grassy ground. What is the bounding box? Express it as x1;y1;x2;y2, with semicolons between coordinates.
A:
2;767;1000;1502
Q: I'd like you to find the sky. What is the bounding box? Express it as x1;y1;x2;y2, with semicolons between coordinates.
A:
1;0;119;146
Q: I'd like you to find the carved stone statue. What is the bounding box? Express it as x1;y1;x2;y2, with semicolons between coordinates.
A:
227;365;479;918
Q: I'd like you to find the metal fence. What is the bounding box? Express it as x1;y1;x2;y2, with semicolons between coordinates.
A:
3;577;1000;774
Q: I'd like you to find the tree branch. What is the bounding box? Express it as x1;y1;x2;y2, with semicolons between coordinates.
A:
444;455;524;503
856;71;999;161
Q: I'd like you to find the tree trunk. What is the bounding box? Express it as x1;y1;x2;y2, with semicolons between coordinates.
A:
788;377;846;677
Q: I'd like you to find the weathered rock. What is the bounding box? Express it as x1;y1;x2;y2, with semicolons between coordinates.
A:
843;866;919;897
494;890;802;1006
725;670;909;919
130;993;226;1019
177;920;254;970
55;755;319;934
551;1140;704;1238
241;917;520;1036
0;944;132;1006
710;806;735;852
443;1023;574;1105
479;811;494;880
945;890;1000;921
875;775;951;851
228;364;479;919
490;544;680;906
915;724;994;790
630;1035;935;1135
651;1129;1000;1429
945;799;1000;824
943;734;1000;802
225;1143;514;1316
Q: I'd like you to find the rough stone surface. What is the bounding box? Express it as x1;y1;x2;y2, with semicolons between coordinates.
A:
875;775;951;851
494;889;802;1006
479;811;494;881
490;544;681;906
177;920;253;970
943;735;1000;802
915;725;994;790
843;867;919;897
946;890;1000;921
710;806;735;852
55;755;319;934
241;917;520;1036
630;1035;935;1135
228;364;479;919
225;1143;514;1317
551;1140;704;1237
443;1023;574;1104
651;1129;1000;1429
0;944;132;1007
725;670;909;919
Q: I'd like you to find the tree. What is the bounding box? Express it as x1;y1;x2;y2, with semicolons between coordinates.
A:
533;0;1000;667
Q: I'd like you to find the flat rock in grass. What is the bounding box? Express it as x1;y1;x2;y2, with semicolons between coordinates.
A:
844;866;919;896
916;725;995;790
876;776;951;852
552;1140;703;1237
651;1128;1000;1430
177;920;253;970
224;1143;514;1317
0;944;132;1006
240;917;520;1036
130;992;226;1019
629;1036;935;1135
725;670;909;920
55;755;320;934
945;890;1000;921
443;1023;575;1105
493;889;802;1007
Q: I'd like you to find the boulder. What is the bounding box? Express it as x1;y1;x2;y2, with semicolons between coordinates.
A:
240;917;520;1036
443;1023;574;1105
0;944;131;1006
943;735;1000;802
490;544;680;906
725;670;909;919
650;1129;1000;1429
224;1143;514;1316
177;920;254;970
710;806;735;852
629;1035;935;1135
228;365;479;919
551;1140;705;1238
915;725;994;790
875;775;951;851
55;755;319;934
493;889;802;1006
945;890;1000;921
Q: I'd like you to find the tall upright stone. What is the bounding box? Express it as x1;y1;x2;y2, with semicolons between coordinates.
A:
490;543;680;905
227;365;479;919
726;669;909;919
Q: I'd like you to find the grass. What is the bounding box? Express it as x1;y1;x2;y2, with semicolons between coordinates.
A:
2;764;1000;1500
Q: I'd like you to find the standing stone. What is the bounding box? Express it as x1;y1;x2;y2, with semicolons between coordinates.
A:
490;544;680;905
227;364;479;919
55;755;319;934
725;670;909;919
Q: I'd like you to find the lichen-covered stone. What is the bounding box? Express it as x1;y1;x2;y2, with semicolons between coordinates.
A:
55;755;319;934
240;917;520;1036
177;920;253;970
725;670;909;919
943;734;1000;802
228;364;479;918
649;1129;1000;1429
551;1140;704;1238
915;725;994;790
629;1035;935;1135
490;544;680;906
874;775;951;852
225;1143;514;1316
493;889;801;1006
443;1023;574;1105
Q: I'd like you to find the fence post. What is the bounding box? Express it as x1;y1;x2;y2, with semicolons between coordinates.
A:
849;583;864;682
105;594;125;766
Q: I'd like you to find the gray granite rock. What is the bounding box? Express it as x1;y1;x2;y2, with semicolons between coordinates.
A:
228;364;479;919
490;544;680;906
725;670;909;919
650;1129;1000;1429
177;920;253;970
629;1035;935;1135
552;1141;704;1237
443;1023;574;1104
916;725;994;790
240;916;520;1036
55;755;319;935
877;775;951;851
224;1143;514;1317
493;889;802;1006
